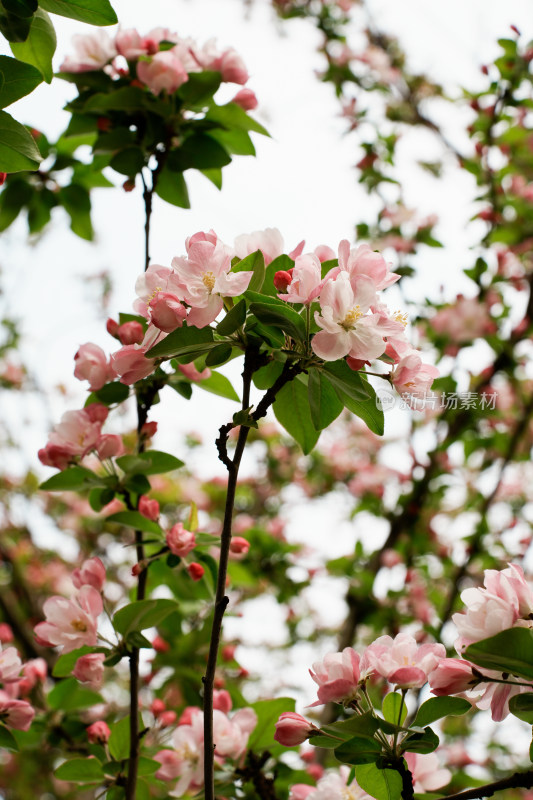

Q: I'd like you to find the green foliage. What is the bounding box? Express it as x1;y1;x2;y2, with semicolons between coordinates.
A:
247;697;296;752
382;692;406;726
54;757;105;782
308;368;344;430
400;726;439;754
113;598;179;636
249;301;307;342
334;735;382;765
413;696;471;728
464;628;533;681
48;677;103;711
0;54;41;107
0;725;18;751
38;0;117;25
115;450;184;476
216;298;247;335
147;325;214;360
0;110;41;170
106;511;163;537
509;693;533;724
273;377;320;454
197;370;240;402
355;763;403;800
40;465;108;491
10;9;56;82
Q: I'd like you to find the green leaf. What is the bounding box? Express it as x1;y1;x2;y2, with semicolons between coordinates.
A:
106;511;162;537
0;176;32;230
58;182;93;240
209;127;255;156
115;450;184;476
0;725;18;751
321;361;369;400
176;70;221;106
3;0;37;17
249;301;306;342
110;146;145;177
464;628;533;681
48;677;103;711
332;378;384;435
382;693;407;726
334;736;381;765
154;166;190;208
253;359;283;390
0;110;41;171
0;55;42;108
88;486;115;511
10;9;56;83
88;381;129;406
401;726;439;754
232;250;265;293
308;369;343;430
509;693;533;724
247;697;295;752
413;696;471;728
113;598;179;636
52;645;106;678
205;343;233;367
168;134;231;171
55;758;105;783
38;0;117;25
108;715;131;761
147;324;214;360
197;371;239;402
0;3;32;42
355;763;403;800
273;378;320;454
40;466;107;491
206;102;269;136
216;298;246;335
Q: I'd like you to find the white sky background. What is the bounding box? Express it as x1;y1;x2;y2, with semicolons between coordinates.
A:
2;0;533;718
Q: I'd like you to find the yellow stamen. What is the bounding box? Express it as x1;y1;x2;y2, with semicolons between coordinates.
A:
342;305;363;329
202;271;216;292
393;310;408;327
147;286;163;305
71;619;88;632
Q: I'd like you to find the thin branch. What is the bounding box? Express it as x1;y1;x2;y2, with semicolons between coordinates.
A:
441;770;533;800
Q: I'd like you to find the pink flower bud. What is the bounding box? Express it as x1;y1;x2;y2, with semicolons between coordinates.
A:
222;645;236;662
106;319;119;341
152;636;170;653
0;173;7;186
96;434;125;460
429;658;476;696
213;689;232;713
132;561;147;577
117;321;144;345
138;495;159;521
166;522;195;557
273;269;294;292
149;293;187;332
0;624;14;643
230;537;250;555
73;653;105;689
232;88;258;110
151;698;166;717
274;712;317;746
72;557;106;592
188;562;204;581
178;706;201;725
86;720;111;744
74;343;110;391
141;421;158;438
159;710;177;727
346;357;369;371
85;403;109;424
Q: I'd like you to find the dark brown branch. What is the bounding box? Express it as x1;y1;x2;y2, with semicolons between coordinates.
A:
441;770;533;800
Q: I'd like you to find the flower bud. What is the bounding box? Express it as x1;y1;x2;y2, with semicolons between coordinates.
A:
106;318;120;338
72;557;106;592
117;321;144;345
158;710;177;727
229;537;250;555
166;523;195;557
87;720;111;743
138;495;160;521
213;689;232;713
274;712;317;746
151;698;166;717
188;562;204;581
273;269;293;293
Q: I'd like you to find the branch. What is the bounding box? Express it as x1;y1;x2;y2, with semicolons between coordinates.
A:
441;770;533;800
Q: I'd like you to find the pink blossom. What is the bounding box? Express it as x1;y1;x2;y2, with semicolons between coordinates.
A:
234;228;303;265
230;537;250;555
18;659;47;694
390;349;439;398
72;557;106;592
73;653;105;689
453;588;519;653
178;363;211;381
282;254;325;304
96;433;125;460
312;272;386;362
39;408;103;469
34;586;103;653
483;563;533;618
139;495;159;521
117;321;144;345
290;786;315;800
134;263;185;319
0;624;13;643
136;50;189;95
87;720;111;743
60;31;116;72
431;296;496;343
74;343;112;391
338;240;399;290
308;647;363;706
213;689;232;713
314;245;336;262
233;88;258;110
274;712;317;746
199;43;248;84
302;766;370;800
149;292;188;332
115;28;149;59
0;691;34;731
172;231;252;327
111;345;156;385
405;753;451;793
155;713;204;796
85;403;109;424
0;645;21;683
364;632;445;689
166;522;196;556
429;658;476;696
213;707;257;758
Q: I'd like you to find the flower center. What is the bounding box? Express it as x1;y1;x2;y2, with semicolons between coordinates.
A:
202;271;216;292
71;619;88;632
147;286;163;306
342;305;363;329
393;310;408;327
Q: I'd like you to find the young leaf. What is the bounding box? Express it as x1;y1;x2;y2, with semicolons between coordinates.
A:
115;450;184;476
509;693;533;724
412;696;471;728
10;9;56;82
113;598;179;636
55;758;105;783
197;371;240;402
38;0;117;25
331;377;384;436
464;628;533;681
216;298;246;335
273;378;320;454
0;725;18;751
249;301;306;342
40;466;107;491
48;677;103;711
146;324;213;360
58;183;93;240
0;110;41;171
401;726;439;754
154;166;190;208
0;55;42;108
382;692;407;726
232;250;265;293
52;645;107;678
355;763;403;800
105;511;162;537
334;736;381;765
308;369;343;430
108;715;132;761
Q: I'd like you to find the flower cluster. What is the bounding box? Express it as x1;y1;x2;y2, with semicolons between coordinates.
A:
0;642;40;732
60;25;252;101
154;702;257;796
38;404;124;470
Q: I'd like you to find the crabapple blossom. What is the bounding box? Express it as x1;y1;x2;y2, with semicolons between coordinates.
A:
74;343;112;390
0;691;35;731
429;658;477;696
308;647;364;706
60;30;116;72
338;239;400;290
390;348;440;398
213;689;232;713
115;27;149;59
405;753;452;793
38;408;105;469
149;292;188;332
34;585;103;653
177;363;211;381
110;345;156;384
73;653;105;689
453;585;521;653
281;254;325;304
155;711;205;796
87;720;111;743
188;562;205;581
136;50;189;95
274;712;317;745
117;321;144;345
0;645;21;683
229;537;250;555
364;632;445;688
234;227;304;265
72;557;106;592
138;495;160;521
233;88;258;110
312;272;386;362
96;433;125;460
166;522;196;557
